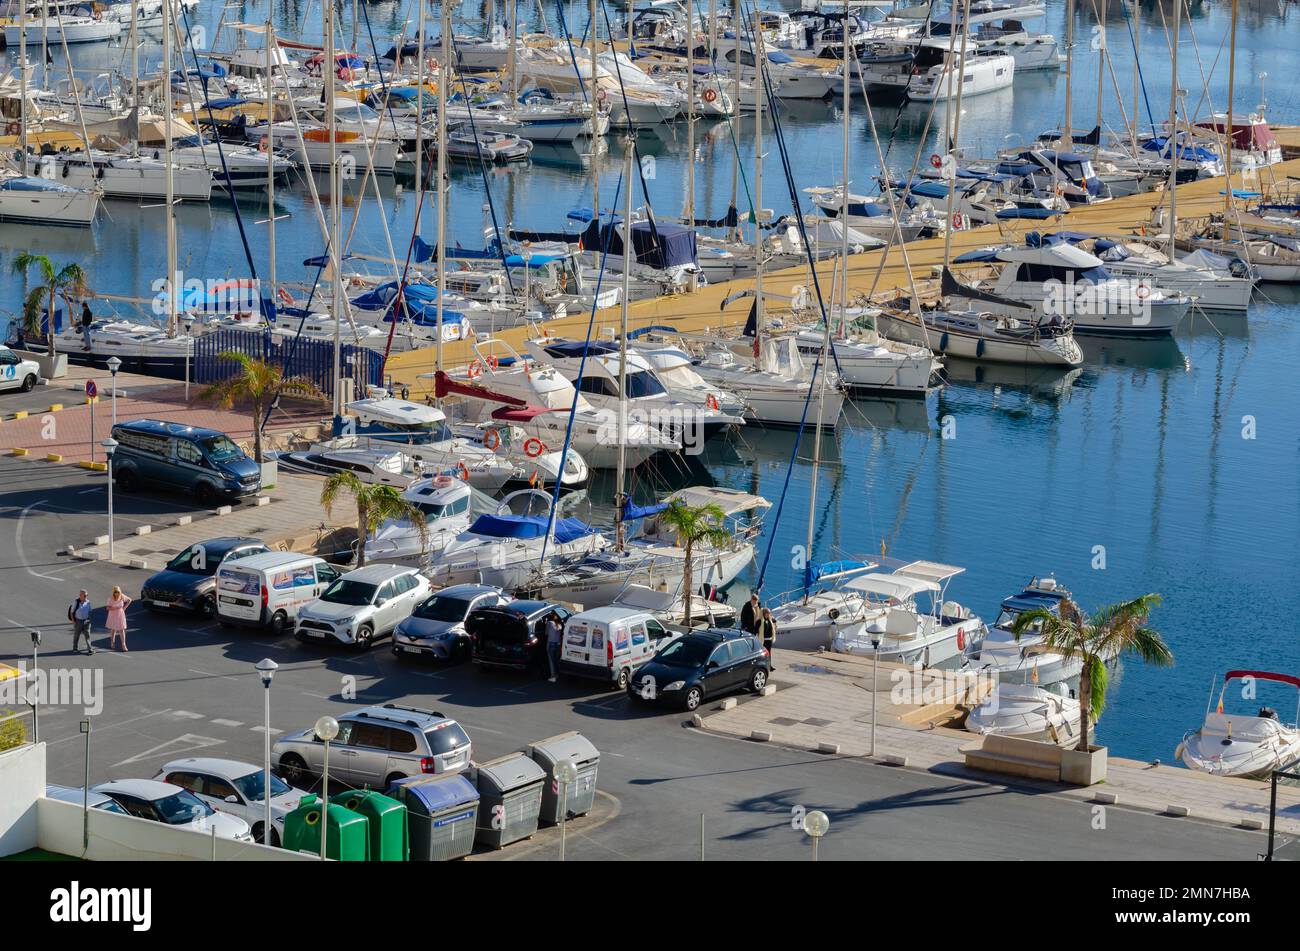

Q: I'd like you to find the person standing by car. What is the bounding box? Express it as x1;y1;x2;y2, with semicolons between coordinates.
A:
106;586;132;652
757;607;777;670
80;301;94;350
68;589;94;654
545;611;564;683
740;593;761;635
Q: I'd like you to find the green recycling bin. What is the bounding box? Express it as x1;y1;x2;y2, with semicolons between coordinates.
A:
331;789;408;861
282;794;370;861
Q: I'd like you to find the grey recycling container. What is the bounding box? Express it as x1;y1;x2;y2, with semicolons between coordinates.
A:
527;731;600;825
472;752;546;849
389;774;480;862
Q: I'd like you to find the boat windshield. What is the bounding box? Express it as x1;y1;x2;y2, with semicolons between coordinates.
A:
624;370;668;399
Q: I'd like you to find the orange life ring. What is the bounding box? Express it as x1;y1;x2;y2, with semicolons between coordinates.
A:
702;87;718;103
523;437;545;458
467;359;483;379
485;354;499;369
4;121;19;136
957;627;965;651
457;462;470;482
706;393;719;411
338;67;355;82
277;287;293;305
929;153;942;168
482;428;501;450
951;213;963;230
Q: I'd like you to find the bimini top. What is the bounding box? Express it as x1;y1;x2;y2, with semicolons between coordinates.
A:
665;485;771;515
1222;670;1300;690
995;242;1107;270
894;560;966;585
468;513;596;544
844;572;940;601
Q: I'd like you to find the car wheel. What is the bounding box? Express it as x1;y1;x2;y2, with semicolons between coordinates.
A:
616;667;630;690
195;481;218;506
356;624;374;649
279;754;309;786
268;611;289;636
251;823;281;848
750;668;768;693
383;772;405;791
116;468;137;492
197;595;217;619
683;685;703;711
19;374;36;393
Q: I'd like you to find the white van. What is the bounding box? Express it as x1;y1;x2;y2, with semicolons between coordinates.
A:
559;606;678;689
215;552;342;635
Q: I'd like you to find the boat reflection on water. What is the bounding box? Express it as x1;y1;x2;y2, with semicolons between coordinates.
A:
1081;334;1188;370
940;356;1084;402
845;396;933;433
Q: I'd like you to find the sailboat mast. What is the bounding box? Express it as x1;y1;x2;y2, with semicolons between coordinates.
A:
1165;0;1181;257
265;19;278;305
727;0;740;242
508;0;518;103
684;0;695;224
614;138;634;552
18;3;27;160
752;15;764;352
326;0;342;416
1222;0;1238;240
415;0;426;222
436;0;450;387
1063;0;1074;141
1130;0;1139;151
838;6;850;324
1093;0;1106;161
941;0;971;269
163;0;177;338
590;0;599;216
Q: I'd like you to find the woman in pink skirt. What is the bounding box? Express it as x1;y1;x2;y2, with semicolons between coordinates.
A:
106;586;132;651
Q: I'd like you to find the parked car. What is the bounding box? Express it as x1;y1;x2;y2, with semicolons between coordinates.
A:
295;564;431;649
272;703;472;790
392;583;509;662
110;418;260;504
45;784;128;814
560;605;680;689
215;552;341;635
91;778;254;841
0;345;40;393
467;600;572;674
140;537;270;618
154;757;308;848
627;629;770;711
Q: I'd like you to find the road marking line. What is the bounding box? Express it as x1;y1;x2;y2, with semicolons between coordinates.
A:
112;733;225;768
172;710;205;719
211;718;245;728
249;726;282;736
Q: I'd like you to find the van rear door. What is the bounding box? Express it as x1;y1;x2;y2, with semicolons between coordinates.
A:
561;618;592;666
217;566;262;621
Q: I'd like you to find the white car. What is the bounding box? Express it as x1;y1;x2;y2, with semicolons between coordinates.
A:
154;757;308;847
92;778;254;841
295;563;432;649
0;345;40;393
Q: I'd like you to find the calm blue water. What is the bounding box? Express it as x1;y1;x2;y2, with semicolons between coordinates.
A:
3;0;1300;760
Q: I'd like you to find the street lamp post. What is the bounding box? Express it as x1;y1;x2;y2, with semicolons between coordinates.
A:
868;630;882;757
105;356;121;427
182;319;193;401
314;715;339;861
29;629;40;744
102;438;117;559
80;719;91;852
803;810;829;861
554;758;578;862
256;658;279;847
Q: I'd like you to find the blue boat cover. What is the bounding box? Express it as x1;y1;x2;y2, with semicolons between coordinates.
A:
580;219;698;269
996;207;1064;219
953;248;1002;263
544;340;619;358
0;176;79;192
469;513;596;543
622;500;668;521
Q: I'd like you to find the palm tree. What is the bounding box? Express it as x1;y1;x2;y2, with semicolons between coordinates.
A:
1010;593;1172;752
320;471;428;567
199;351;324;463
12;253;89;356
658;499;732;628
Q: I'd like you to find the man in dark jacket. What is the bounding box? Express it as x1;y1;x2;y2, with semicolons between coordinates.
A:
757;607;777;670
740;593;761;635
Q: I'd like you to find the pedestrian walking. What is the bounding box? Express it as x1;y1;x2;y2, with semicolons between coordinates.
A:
80;301;94;350
757;607;777;670
740;593;761;635
106;586;132;652
68;589;94;654
545;611;564;683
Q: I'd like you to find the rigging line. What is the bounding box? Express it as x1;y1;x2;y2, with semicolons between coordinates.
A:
1116;0;1157;130
537;167;626;566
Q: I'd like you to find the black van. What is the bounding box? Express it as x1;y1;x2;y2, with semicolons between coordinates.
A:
467;600;571;673
111;419;261;504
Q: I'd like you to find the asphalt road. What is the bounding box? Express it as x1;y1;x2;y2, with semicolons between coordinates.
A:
0;457;1271;861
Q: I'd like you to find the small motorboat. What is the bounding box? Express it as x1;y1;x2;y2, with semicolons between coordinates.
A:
1178;670;1300;779
964;575;1082;686
965;683;1083;745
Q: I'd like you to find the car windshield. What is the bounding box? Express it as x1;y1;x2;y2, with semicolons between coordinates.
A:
425;723;471;755
155;789;215;824
655;636;714;666
165;545;221;575
414;595;473;622
321;579;378;606
231;770;292;803
200;435;243;462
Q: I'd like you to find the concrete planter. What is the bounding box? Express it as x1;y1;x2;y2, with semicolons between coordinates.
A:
259;459;278;490
34;352;67;379
1060;745;1108;786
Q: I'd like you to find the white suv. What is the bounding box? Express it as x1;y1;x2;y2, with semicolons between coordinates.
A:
295;563;430;649
0;346;40;393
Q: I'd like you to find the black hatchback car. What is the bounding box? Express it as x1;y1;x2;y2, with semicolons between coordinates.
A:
466;600;571;673
628;630;770;711
140;537;270;618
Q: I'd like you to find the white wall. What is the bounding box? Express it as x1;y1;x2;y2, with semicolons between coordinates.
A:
0;741;45;857
37;798;318;862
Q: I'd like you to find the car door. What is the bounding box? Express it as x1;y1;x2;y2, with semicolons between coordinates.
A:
315;563;340;598
372;580;399;633
701;643;733;698
111;794;162;823
725;639;757;690
201;774;247;822
340;721;391;786
0;349;19;391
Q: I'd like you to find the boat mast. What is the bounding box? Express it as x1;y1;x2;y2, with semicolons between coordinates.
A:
163;0;177;338
614;137;634;552
684;1;695;225
590;0;599;217
1165;0;1181;257
436;0;450;392
18;2;26;160
727;0;740;243
1093;0;1105;162
326;0;342;417
752;14;765;356
1063;0;1073;142
508;0;518;103
838;5;850;332
129;0;139;152
415;0;425;233
265;18;278;307
1221;0;1237;241
941;0;971;269
1129;0;1139;152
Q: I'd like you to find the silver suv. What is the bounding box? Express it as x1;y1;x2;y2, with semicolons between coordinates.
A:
295;563;430;649
272;704;472;790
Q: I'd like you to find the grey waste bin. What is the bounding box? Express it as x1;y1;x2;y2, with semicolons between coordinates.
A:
389;774;480;861
528;731;600;825
472;752;546;849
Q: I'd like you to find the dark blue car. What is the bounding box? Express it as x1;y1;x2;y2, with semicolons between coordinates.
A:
628;629;770;711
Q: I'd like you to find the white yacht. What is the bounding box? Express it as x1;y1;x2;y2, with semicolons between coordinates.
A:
717;46;840;100
790;317;941;396
623;342;749;418
4;15;122;45
363;474;501;566
687;334;845;429
27;150;214;202
963;575;1083;686
275;433;521;494
0;172;99;226
966;683;1084;745
1178;671;1300;779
